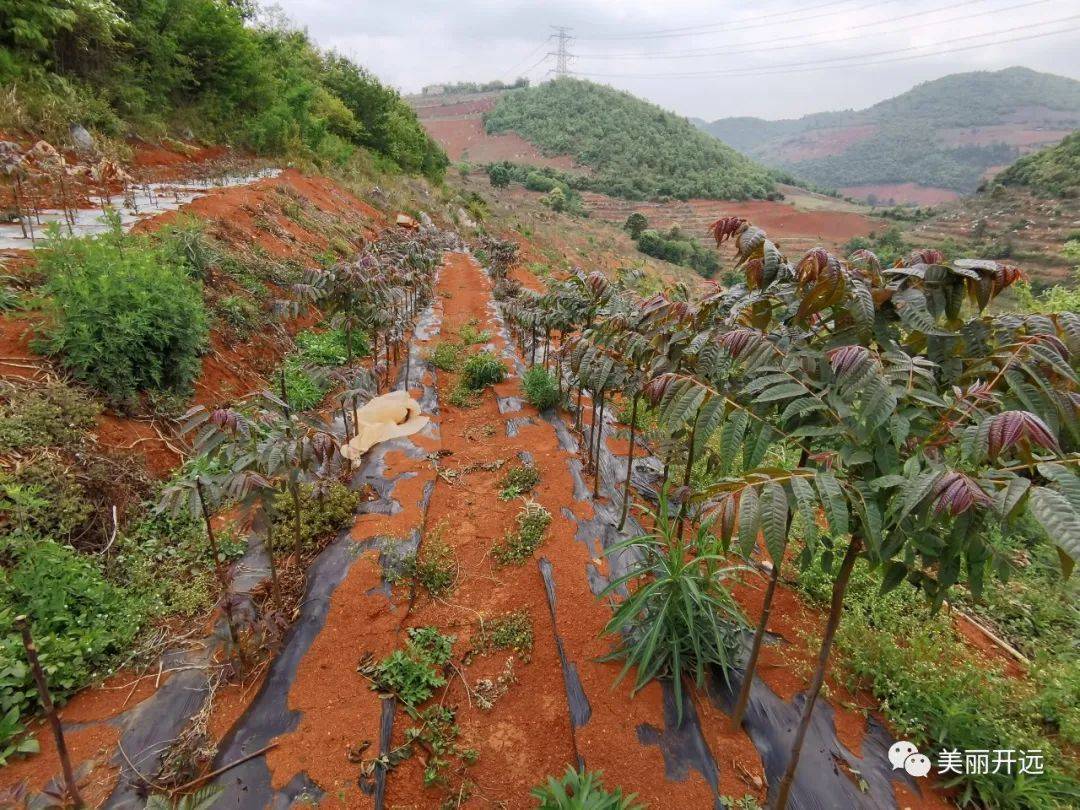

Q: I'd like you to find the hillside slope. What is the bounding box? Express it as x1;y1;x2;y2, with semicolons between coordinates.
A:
996;129;1080;196
483;78;777;201
697;67;1080;203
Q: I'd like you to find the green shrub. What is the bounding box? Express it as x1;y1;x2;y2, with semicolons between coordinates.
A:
521;365;559;411
461;351;506;390
0;457;95;543
0;380;99;453
428;342;464;372
272;481;362;553
492;502;551;565
157;217;217;279
531;767;641;810
458;322;492;345
601;492;745;718
795;550;1080;808
38;224;209;405
295;328;369;366
447;382;479;408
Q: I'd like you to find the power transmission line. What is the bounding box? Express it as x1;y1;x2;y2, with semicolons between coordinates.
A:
576;0;857;41
503;36;553;78
548;26;574;77
574;0;1011;60
568;15;1080;79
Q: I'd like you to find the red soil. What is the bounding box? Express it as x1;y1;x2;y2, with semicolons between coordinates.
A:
422;117;581;171
774;125;878;161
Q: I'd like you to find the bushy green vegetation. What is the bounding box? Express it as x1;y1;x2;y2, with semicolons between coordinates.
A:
475;610;533;659
635;226;719;277
0;380;99;453
0;0;446;179
700;67;1080;193
842;225;908;267
461;351;506;389
492;501;551;565
271;481;361;554
295;327;369;366
485;78;775;201
278;357;328;411
997;131;1080;197
36;220;209;406
521;365;560;411
796;546;1080;808
498;463;541;501
428;341;464;371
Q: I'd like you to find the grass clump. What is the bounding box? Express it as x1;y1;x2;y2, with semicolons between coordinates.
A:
461;351;506;390
476;610;534;660
213;294;263;339
458;321;491;345
428;342;464;372
532;767;641;810
398;521;457;597
278;358;328;411
447;382;480;409
499;463;541;501
492;501;552;565
521;365;560;411
295;328;369;366
37;220;208;406
0;380;99;453
362;626;454;707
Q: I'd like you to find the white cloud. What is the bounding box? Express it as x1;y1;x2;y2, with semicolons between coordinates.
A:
275;0;1080;120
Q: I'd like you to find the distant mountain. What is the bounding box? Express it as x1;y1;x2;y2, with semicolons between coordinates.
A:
695;68;1080;204
482;78;777;201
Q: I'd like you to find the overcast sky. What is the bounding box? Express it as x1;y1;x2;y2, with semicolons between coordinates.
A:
273;0;1080;121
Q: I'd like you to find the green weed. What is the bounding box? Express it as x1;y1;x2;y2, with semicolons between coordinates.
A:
492;501;551;565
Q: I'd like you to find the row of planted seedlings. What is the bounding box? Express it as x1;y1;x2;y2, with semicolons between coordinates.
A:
20;225;453;807
483;221;1080;809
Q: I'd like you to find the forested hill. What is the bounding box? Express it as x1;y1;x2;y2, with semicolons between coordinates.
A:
0;0;447;181
996;130;1080;197
695;67;1080;199
483;78;777;201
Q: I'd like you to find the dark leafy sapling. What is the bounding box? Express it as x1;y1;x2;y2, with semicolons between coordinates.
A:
157;469;249;672
690;218;1080;809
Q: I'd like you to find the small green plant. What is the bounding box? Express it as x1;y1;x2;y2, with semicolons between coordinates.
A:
458;321;491;345
499;463;541;500
398;521;457;597
405;705;477;787
145;785;223;810
720;796;762;810
492;501;552;565
521;365;560;411
429;342;464;372
362;626;454;706
38;220;209;405
531;767;641;810
476;610;534;659
461;351;506;390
